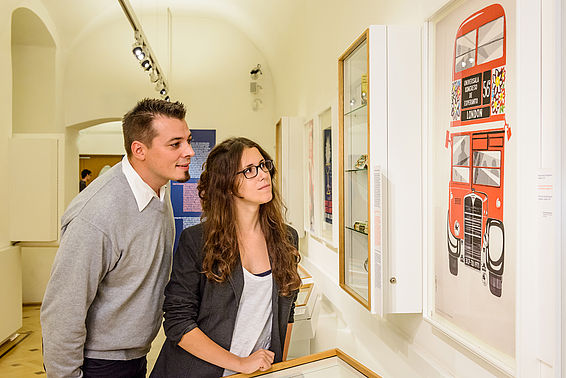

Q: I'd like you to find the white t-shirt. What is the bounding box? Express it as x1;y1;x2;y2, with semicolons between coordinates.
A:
223;266;273;376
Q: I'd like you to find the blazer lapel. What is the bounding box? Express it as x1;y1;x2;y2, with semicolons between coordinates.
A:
270;276;282;361
228;260;244;303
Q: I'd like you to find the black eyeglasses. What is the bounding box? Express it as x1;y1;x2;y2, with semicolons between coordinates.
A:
236;160;274;179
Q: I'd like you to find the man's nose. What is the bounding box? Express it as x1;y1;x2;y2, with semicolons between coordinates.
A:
184;142;195;157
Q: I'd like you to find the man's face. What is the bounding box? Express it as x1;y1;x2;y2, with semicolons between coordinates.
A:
85;174;92;183
143;116;195;189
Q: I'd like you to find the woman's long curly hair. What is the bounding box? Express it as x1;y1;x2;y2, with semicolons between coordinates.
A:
197;137;301;297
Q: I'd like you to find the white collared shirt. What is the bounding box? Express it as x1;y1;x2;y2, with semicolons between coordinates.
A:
121;155;167;212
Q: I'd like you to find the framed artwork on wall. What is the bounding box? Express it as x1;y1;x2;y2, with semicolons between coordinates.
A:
317;104;339;247
304;119;317;235
423;0;516;374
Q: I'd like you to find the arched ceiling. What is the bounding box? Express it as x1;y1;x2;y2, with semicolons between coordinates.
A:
42;0;303;58
12;7;55;46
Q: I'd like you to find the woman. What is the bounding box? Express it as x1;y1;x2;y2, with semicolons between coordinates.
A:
151;137;301;377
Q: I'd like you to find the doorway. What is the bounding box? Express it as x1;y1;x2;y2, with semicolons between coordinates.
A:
79;154;123;188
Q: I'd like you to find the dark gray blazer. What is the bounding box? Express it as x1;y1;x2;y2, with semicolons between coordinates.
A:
150;223;299;378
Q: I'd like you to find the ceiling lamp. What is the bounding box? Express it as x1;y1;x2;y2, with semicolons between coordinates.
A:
141;59;152;71
132;45;145;60
119;0;171;100
155;80;167;96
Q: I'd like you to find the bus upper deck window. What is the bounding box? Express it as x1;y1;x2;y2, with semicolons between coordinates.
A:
455;30;476;73
477;17;504;65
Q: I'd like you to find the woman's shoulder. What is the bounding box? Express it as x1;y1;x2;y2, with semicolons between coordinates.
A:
285;224;299;248
182;222;204;237
178;222;205;251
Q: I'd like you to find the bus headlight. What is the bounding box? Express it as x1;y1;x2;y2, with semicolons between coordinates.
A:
496;198;501;208
454;220;460;236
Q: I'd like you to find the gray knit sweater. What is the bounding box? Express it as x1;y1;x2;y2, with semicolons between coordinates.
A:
40;163;174;378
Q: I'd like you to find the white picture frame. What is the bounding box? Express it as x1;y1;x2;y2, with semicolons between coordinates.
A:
422;0;517;375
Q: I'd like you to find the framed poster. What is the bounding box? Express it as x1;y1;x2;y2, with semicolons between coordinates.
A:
170;129;216;252
317;105;336;245
304;119;316;234
424;0;516;373
323;127;332;227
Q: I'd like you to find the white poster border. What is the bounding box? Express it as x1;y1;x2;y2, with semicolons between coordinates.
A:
421;1;516;375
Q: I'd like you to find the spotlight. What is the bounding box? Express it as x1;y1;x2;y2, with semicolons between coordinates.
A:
149;69;159;83
132;45;145;60
155;80;167;95
141;59;152;71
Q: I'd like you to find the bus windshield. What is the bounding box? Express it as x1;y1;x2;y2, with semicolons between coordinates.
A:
473;150;501;186
452;135;470;183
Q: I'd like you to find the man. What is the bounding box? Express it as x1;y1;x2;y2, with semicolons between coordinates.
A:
79;169;92;192
41;98;195;378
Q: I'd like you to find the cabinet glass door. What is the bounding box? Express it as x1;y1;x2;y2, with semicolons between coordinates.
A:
339;32;370;308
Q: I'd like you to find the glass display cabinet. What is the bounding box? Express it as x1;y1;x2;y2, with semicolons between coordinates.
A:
338;26;423;315
339;30;371;310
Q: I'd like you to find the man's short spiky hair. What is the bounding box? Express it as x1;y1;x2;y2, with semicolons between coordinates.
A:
122;98;187;156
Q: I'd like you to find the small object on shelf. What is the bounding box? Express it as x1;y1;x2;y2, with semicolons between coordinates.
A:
353;221;367;233
361;74;368;105
354;154;368;169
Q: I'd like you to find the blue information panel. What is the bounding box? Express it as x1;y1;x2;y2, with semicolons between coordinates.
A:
170;129;216;252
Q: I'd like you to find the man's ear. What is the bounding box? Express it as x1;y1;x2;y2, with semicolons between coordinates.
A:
131;141;147;161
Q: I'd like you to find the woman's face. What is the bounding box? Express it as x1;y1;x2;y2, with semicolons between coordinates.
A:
234;147;273;206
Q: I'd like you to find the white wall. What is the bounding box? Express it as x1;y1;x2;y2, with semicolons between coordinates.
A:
12;45;56;134
0;1;61;249
77;122;125;155
64;13;276;155
21;247;57;304
168;15;276;153
272;0;562;377
0;246;22;344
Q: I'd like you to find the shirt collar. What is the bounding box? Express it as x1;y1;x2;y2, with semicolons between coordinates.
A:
121;155;167;212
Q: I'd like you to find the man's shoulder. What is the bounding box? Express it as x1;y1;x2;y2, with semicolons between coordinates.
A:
62;165;133;228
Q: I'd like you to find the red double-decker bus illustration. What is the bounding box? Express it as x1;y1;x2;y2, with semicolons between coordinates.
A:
446;4;509;297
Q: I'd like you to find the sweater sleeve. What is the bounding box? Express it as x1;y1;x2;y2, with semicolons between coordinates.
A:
162;228;203;343
40;217;114;378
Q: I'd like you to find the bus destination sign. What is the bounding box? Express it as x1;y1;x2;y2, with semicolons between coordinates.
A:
461;70;491;122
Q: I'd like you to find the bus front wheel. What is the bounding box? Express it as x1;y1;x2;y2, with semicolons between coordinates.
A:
447;212;460;276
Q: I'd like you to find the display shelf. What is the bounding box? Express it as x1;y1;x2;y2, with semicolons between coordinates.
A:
345;226;368;236
345;168;368;173
344;103;367;117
